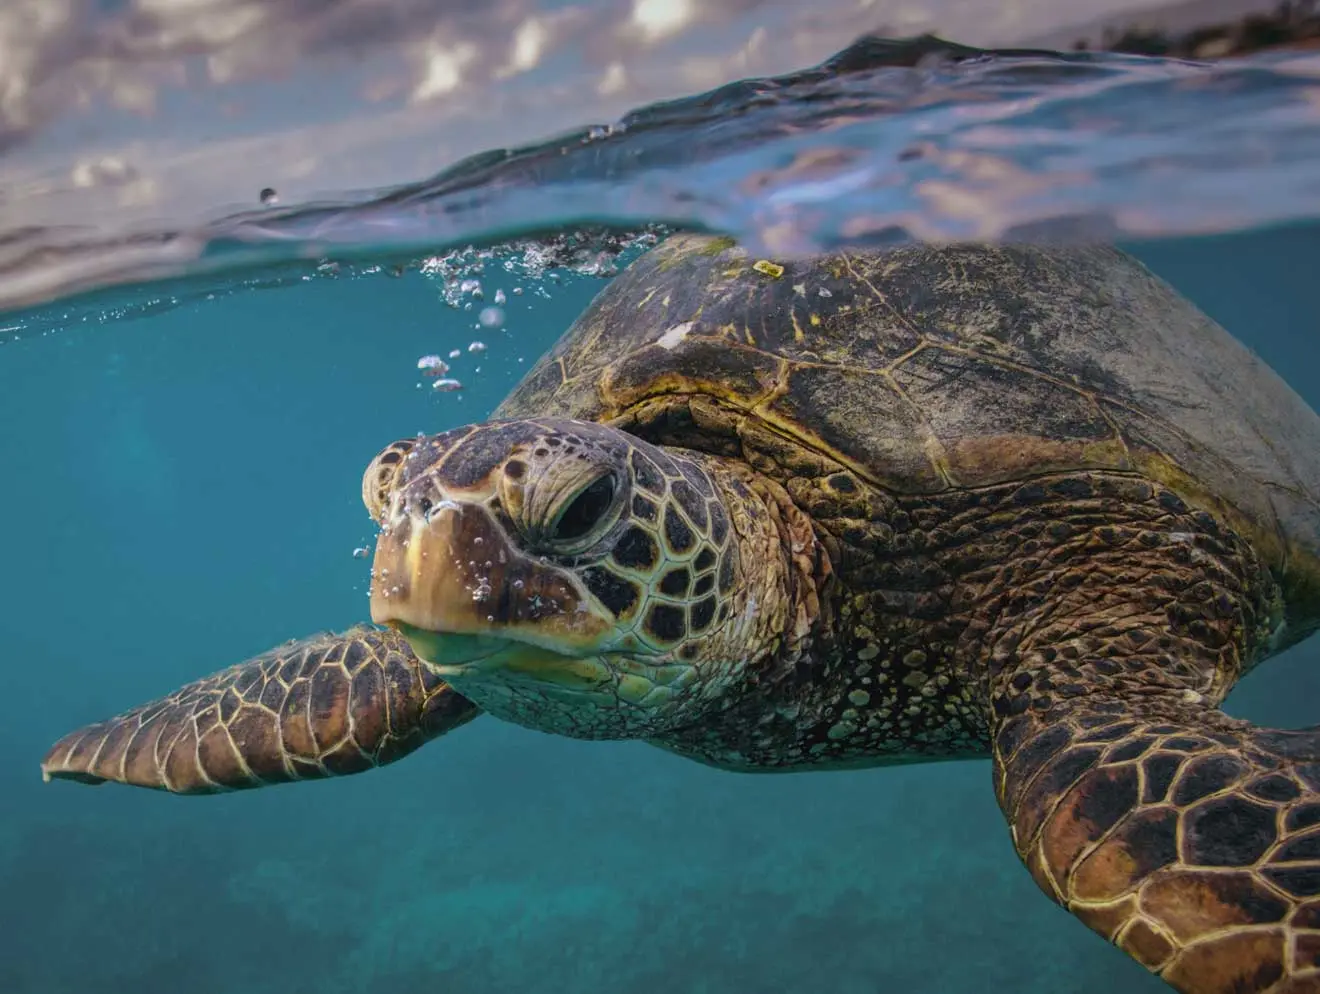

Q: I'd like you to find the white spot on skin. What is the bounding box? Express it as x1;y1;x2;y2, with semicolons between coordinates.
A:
731;594;758;644
656;321;694;350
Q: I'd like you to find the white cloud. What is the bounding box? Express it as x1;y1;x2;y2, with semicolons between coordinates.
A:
498;17;548;77
413;40;480;101
597;61;627;96
631;0;695;42
71;155;138;188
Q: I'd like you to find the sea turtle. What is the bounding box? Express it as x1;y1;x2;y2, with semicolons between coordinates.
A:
41;234;1320;993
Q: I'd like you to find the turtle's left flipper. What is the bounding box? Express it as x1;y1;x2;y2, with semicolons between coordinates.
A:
993;687;1320;993
41;626;478;794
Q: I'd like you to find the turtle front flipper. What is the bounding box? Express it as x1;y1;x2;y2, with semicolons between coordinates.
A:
993;688;1320;992
41;626;479;794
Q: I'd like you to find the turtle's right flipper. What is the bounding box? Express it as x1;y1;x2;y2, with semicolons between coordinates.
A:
40;626;479;794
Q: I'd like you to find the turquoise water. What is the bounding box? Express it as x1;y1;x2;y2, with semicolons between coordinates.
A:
2;221;1319;993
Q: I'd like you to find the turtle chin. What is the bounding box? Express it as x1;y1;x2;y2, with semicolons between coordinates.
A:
393;622;614;695
390;621;676;739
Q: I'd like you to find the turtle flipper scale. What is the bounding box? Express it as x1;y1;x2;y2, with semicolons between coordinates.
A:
994;691;1320;993
41;626;479;794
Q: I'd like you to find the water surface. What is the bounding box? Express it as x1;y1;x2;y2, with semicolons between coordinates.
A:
5;25;1320;322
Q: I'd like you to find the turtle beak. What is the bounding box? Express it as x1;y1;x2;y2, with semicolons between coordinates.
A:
367;488;613;661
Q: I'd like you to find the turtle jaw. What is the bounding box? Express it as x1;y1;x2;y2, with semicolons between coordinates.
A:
367;491;621;698
389;621;618;697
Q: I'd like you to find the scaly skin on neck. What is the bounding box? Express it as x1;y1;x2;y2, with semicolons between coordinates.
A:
663;463;1281;775
642;452;838;762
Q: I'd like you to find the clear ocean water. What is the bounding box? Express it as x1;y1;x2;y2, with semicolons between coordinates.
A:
5;13;1320;994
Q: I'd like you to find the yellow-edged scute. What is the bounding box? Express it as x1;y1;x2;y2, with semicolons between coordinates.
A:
495;233;1320;642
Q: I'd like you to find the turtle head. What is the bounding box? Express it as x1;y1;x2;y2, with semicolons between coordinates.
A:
363;417;793;739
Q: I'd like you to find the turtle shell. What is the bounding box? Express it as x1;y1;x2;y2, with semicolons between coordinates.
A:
497;234;1320;643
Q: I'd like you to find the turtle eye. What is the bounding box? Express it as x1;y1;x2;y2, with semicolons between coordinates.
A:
548;475;617;546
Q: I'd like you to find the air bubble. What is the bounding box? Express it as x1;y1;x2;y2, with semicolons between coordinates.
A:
431;378;463;392
411;229;669;313
469;338;489;352
494;289;507;305
417;354;450;375
478;306;503;328
449;349;462;359
352;546;370;559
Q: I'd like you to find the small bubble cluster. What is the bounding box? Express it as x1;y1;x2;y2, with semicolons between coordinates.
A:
418;225;667;307
410;227;665;401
